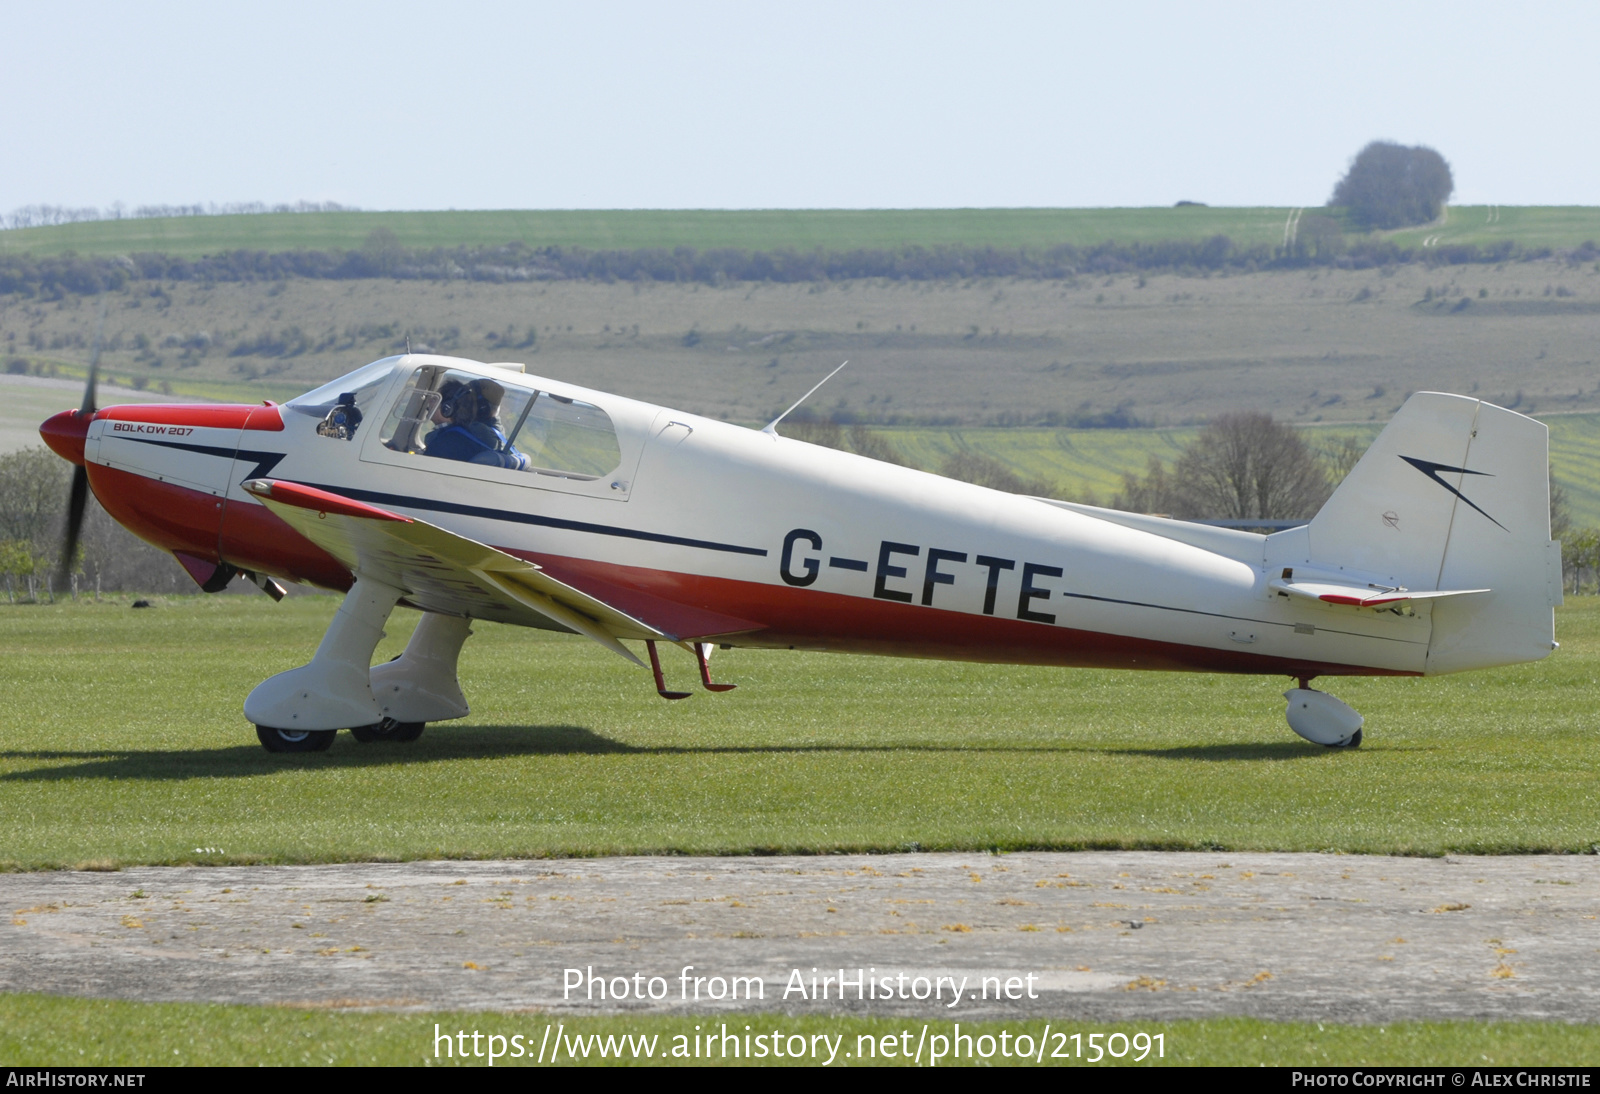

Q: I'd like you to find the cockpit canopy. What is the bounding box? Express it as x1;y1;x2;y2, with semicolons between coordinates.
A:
288;356;623;480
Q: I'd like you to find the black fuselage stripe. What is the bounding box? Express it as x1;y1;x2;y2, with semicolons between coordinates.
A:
301;482;769;557
117;437;286;481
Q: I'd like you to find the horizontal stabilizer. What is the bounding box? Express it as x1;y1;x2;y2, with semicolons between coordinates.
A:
242;478;665;666
1268;575;1489;610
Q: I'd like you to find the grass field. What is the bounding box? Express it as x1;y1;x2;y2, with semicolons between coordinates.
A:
1;992;1594;1066
5;206;1600;260
1;594;1597;868
0;207;1308;259
1387;205;1600;251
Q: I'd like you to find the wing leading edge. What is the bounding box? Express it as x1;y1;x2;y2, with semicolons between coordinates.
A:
244;478;672;666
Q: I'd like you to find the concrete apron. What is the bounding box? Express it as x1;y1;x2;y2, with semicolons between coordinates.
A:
2;852;1596;1022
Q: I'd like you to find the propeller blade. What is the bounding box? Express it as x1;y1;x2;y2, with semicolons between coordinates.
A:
81;299;107;415
58;466;89;585
58;300;108;583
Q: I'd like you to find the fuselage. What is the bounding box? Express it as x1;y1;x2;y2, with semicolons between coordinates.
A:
44;354;1431;679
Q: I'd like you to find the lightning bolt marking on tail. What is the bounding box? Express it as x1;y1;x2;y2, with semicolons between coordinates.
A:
1399;455;1505;531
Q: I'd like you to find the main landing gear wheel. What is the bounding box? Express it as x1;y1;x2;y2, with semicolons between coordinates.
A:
349;718;426;743
256;725;336;753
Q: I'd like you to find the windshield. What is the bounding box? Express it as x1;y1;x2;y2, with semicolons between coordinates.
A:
285;359;400;416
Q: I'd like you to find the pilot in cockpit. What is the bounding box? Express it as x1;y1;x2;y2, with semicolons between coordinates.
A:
423;378;530;470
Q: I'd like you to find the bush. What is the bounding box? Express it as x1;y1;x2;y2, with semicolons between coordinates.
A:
1330;141;1454;230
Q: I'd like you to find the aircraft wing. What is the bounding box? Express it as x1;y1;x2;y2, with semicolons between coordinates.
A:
242;478;666;666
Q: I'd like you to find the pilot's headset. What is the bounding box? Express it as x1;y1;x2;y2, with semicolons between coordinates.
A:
436;380;478;424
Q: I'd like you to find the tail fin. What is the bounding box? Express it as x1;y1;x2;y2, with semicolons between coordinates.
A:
1305;392;1561;674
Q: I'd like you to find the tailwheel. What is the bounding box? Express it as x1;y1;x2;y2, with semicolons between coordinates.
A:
350;718;426;743
256;725;336;753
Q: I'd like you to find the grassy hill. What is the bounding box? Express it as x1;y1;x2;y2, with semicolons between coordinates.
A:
0;206;1305;257
4;207;1597;528
4;205;1598;260
1384;205;1600;251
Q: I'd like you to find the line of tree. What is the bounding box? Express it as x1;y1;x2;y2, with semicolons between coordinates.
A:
1;201;357;231
4;233;1595;299
0;447;195;598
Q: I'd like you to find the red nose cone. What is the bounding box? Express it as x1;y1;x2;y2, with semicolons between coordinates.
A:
40;409;93;466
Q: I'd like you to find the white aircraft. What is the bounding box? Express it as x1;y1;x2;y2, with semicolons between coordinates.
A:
39;354;1561;752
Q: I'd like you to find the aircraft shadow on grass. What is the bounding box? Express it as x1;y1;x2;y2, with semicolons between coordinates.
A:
1105;742;1400;762
0;725;1371;781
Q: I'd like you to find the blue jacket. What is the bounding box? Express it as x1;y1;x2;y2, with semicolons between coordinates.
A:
424;423;528;469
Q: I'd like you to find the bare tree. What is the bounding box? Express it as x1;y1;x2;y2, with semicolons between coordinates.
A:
1116;414;1330;521
1115;454;1179;515
847;424;905;466
0;446;192;593
1318;436;1367;485
940;451;1059;498
1169;413;1330;520
0;447;67;563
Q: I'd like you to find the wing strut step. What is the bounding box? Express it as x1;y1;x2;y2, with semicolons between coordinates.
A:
695;642;737;692
645;640;692;700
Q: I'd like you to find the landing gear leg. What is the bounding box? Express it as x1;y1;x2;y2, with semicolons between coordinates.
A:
245;578;402;748
365;612;472;730
350;719;425;743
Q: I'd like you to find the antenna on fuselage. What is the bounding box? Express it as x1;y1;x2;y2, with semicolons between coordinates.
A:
761;360;849;437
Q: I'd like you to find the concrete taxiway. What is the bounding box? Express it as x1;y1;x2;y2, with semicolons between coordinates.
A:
2;853;1596;1021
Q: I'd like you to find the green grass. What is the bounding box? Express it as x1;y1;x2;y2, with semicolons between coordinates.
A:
0;993;1594;1066
5;206;1598;260
0;207;1305;258
1546;413;1600;529
1386;205;1600;251
1;594;1597;868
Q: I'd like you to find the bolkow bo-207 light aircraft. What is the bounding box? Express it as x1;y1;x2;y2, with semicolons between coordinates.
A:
40;353;1561;753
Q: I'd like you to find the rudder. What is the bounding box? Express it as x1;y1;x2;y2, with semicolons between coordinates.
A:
1305;392;1559;674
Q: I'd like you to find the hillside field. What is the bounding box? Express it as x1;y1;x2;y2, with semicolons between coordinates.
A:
1;207;1308;258
5;257;1599;520
4;205;1600;259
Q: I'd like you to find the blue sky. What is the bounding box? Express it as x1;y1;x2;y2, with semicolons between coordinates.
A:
5;0;1595;211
